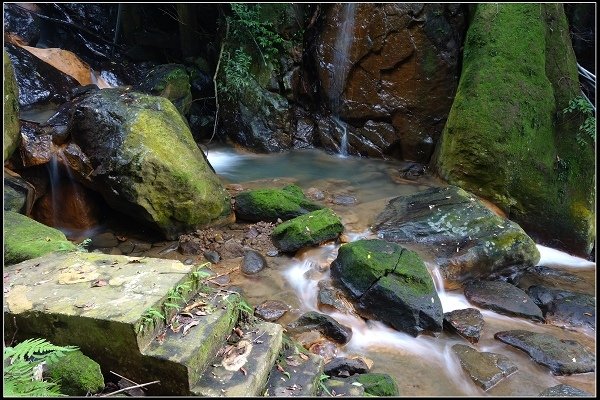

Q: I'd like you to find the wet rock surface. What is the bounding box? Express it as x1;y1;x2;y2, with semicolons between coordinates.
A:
374;186;540;284
241;249;268;274
527;286;595;331
287;311;353;344
254;300;289;322
514;265;595;296
452;344;517;391
331;239;443;337
443;308;484;344
317;280;356;314
324;357;369;377
464;280;544;322
271;208;344;253
538;384;593;397
494;330;595;375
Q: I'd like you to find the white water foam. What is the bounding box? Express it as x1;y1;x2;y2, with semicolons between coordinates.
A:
536;244;595;268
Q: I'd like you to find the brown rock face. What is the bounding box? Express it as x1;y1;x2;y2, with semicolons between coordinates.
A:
313;3;466;162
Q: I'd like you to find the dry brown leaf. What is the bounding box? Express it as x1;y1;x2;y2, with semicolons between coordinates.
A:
183;300;207;313
298;353;309;361
182;320;200;336
222;340;252;371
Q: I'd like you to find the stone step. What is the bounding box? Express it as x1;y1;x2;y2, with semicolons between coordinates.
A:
191;321;284;397
264;337;324;397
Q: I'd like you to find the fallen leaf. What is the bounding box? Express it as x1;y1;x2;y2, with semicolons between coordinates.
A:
91;279;108;287
178;312;194;318
156;331;166;344
195;310;208;316
240;367;247;376
298;353;309;361
234;327;244;337
276;364;285;373
222;340;252;371
183;300;207;313
182;320;200;336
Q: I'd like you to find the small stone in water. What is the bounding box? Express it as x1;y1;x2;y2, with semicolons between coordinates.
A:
183;258;195;265
266;250;279;257
204;251;220;264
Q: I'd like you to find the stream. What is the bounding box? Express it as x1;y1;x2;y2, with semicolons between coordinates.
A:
200;146;596;397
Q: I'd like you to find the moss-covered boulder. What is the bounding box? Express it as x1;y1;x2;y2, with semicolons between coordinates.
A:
4;211;77;265
374;186;540;284
235;184;322;222
47;350;104;396
271;208;343;253
69;88;232;239
433;4;595;257
4;50;20;161
138;64;192;116
330;239;443;337
352;373;399;396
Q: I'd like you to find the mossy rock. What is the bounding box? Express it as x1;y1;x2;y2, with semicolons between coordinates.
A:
235;184;322;222
70;88;232;240
434;4;595;257
138;64;192;115
4;211;77;265
4;49;20;161
47;350;104;396
271;208;343;253
331;239;443;337
352;373;399;396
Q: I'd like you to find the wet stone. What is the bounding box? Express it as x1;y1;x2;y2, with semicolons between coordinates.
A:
331;194;357;206
255;300;289;322
494;330;595;375
443;308;484;344
464;280;544;322
527;285;595;331
317;280;355;314
452;344;517;391
306;187;325;201
514;265;595;295
219;239;245;259
324;357;369;377
241;249;268;274
287;311;352;344
90;232;119;248
538;384;593;397
178;237;203;255
117;240;135;255
203;250;220;264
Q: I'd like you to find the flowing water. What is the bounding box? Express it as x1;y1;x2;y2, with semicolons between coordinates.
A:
205;146;596;397
329;3;358;157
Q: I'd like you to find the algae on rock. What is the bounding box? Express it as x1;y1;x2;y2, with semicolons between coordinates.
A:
433;3;595;257
4;49;20;161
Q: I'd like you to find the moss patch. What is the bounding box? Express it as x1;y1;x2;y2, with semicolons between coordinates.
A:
353;373;399;396
235;184;322;222
4;211;76;265
4;50;20;161
271;208;343;253
434;4;595;256
47;350;104;396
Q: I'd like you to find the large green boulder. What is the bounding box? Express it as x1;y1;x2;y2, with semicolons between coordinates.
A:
374;186;540;284
70;88;232;239
235;184;322;222
4;211;76;265
434;4;595;257
4;50;20;161
330;239;443;337
138;64;192;116
271;208;343;253
47;350;104;396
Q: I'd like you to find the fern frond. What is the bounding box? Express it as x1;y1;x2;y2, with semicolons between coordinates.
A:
4;338;78;363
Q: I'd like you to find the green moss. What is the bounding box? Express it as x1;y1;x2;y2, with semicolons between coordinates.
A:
4;50;20;161
47;350;104;396
353;373;399;396
235;184;322;222
393;248;436;295
434;4;594;256
139;64;192;115
4;211;77;265
271;208;343;253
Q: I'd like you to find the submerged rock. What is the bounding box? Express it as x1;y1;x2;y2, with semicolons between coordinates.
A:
235;184;322;222
494;330;595;375
47;350;105;396
4;210;77;265
271;208;343;253
464;280;544;322
69;88;232;239
331;239;443;337
443;308;484;344
373;185;540;284
539;384;593;397
452;344;517;391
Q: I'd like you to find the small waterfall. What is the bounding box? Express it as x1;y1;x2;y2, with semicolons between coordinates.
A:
47;154;61;227
329;3;357;157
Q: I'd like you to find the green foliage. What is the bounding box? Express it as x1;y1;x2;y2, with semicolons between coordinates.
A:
75;238;92;252
220;3;290;100
3;338;78;397
318;374;333;397
563;95;596;147
138;307;166;333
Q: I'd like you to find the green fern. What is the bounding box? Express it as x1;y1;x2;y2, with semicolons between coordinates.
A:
3;338;78;397
563;95;596;147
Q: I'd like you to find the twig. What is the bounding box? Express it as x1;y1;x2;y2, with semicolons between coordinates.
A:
100;380;160;397
206;267;240;282
252;330;267;343
109;371;147;391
